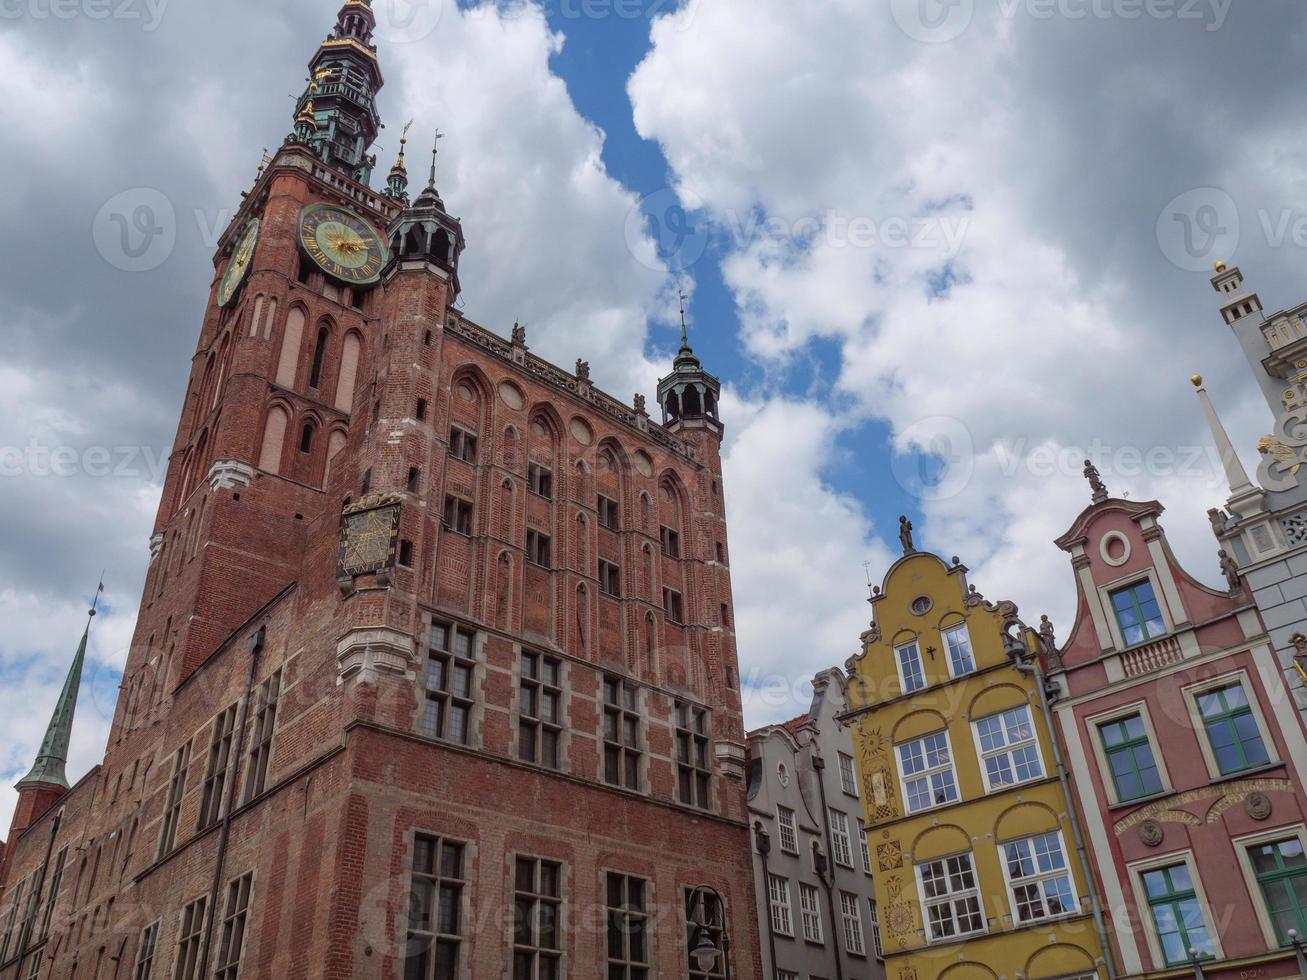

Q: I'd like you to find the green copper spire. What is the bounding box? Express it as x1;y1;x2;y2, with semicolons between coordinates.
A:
17;583;102;792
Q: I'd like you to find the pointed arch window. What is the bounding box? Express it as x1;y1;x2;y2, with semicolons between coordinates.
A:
299;421;316;454
309;328;329;389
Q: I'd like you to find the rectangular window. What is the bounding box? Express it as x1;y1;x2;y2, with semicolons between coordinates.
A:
442;496;473;535
38;847;66;941
858;821;873;875
1002;831;1077;922
405;835;466;980
974;704;1043;791
157;741;191;859
663;588;684;624
869;899;885;959
526;529;551;568
660;525;681;558
838;752;858;796
1098;714;1163;802
919;853;985;941
22;952;40;980
198;705;238;830
603;677;641;790
171;895;207;980
513;857;562;980
132;922;159;980
599;560;621;597
1141;863;1213;965
243;670;281;804
606;873;648;979
767;874;793;937
685;888;726;980
839;891;865;956
1249;837;1307;944
1110;580;1166;646
776;806;798;855
799;883;824;943
518;652;562;770
896;641;926;694
424;622;477;745
828;809;854;868
944;624;976;677
1197;682;1271;775
528;463;553;499
898;732;958;813
213;873;252;980
0;878;26;963
598;495;620;530
675;701;711;809
449;427;477;463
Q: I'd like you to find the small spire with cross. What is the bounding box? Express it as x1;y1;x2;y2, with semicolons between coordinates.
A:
428;129;445;189
678;290;689;348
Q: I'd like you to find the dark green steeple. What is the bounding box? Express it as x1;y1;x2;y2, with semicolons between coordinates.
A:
17;588;100;792
289;0;385;185
657;294;722;433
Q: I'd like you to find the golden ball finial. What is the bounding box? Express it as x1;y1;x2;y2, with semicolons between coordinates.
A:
1191;375;1204;388
1214;260;1227;273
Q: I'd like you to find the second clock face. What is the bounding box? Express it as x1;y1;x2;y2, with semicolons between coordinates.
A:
217;218;259;307
298;203;388;285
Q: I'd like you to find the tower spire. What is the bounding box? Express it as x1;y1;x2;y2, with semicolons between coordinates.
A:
1192;375;1255;496
385;119;413;203
17;580;103;792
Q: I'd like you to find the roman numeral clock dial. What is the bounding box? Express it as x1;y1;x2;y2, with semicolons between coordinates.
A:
297;203;388;286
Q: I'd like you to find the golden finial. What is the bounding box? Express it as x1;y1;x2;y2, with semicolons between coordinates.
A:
1214;260;1227;273
1192;375;1204;388
310;67;336;94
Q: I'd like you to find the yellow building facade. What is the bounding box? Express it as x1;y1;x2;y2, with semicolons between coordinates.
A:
845;551;1109;980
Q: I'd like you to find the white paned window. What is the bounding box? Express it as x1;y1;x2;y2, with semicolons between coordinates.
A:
799;883;824;943
828;809;854;867
838;752;858;796
944;624;976;676
1002;831;1078;922
768;874;793;937
897;641;926;693
897;732;958;813
839;891;865;955
777;806;798;855
974;704;1043;791
919;853;986;941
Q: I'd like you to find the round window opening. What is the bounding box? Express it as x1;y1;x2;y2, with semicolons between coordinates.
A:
910;595;933;616
1100;530;1132;567
777;762;790;787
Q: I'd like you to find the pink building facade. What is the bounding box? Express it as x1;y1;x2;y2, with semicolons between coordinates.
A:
1046;491;1307;980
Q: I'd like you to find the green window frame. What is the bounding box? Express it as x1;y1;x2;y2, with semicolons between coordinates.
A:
1110;580;1165;646
1196;683;1271;775
1141;863;1213;966
1250;838;1307;945
1098;714;1163;802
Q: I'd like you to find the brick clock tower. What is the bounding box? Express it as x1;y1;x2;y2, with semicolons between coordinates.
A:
0;3;761;979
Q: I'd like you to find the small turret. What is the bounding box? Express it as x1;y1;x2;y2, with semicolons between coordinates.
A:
383;132;466;297
657;296;722;438
1210;262;1283;417
385;121;412;204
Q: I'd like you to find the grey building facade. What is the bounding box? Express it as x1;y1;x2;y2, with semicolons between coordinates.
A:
1195;262;1307;722
746;669;886;980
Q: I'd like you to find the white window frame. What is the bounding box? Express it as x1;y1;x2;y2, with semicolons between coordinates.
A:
915;851;987;944
1126;849;1224;968
1231;823;1307;949
839;890;866;956
895;640;926;695
838;751;858;797
971;703;1045;793
768;874;793;937
998;829;1080;924
776;805;799;855
1084;700;1173;807
1181;670;1279;781
858;820;873;875
896;730;959;814
828;808;854;868
869;898;885;960
1098;569;1175;650
943;623;976;678
798;882;824;944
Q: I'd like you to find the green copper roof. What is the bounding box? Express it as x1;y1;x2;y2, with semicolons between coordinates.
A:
17;606;95;792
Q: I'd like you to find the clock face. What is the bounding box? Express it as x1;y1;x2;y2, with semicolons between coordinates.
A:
298;203;388;286
217;219;259;307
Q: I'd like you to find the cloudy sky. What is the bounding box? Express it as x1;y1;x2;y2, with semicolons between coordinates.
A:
1;0;1304;828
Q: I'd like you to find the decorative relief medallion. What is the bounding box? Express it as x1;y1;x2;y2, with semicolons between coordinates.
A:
877;841;904;871
338;494;402;578
1138;819;1164;847
1113;778;1292;836
1246;791;1273;821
